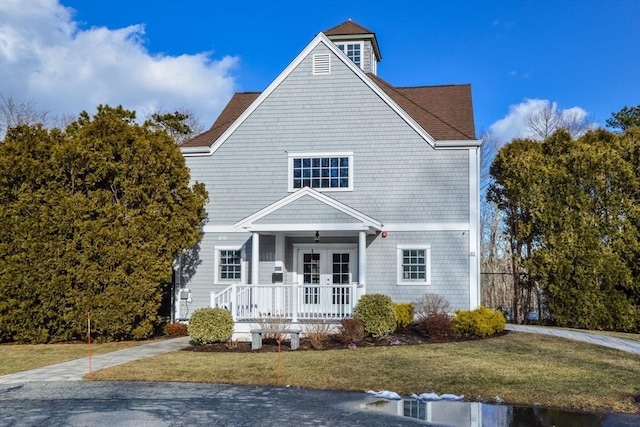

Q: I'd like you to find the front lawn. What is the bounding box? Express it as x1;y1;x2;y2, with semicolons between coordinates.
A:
88;332;640;414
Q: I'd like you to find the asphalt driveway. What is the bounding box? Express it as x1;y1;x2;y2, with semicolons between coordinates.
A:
0;381;433;427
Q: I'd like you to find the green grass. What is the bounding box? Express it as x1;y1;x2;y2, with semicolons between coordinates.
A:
88;332;640;414
0;340;150;376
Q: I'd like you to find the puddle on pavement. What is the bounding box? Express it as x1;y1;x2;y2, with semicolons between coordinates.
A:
364;398;640;426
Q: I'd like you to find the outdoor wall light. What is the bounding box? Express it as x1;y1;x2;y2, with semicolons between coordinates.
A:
314;231;320;242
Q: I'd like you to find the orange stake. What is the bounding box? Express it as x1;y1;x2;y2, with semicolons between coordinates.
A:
276;338;282;386
87;312;92;377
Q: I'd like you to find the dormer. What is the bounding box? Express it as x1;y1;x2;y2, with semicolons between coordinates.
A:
323;20;381;75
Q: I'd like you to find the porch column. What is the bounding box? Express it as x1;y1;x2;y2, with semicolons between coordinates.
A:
251;232;259;285
358;231;367;288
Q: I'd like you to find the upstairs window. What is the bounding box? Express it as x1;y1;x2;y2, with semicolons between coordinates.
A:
336;43;362;68
288;152;353;192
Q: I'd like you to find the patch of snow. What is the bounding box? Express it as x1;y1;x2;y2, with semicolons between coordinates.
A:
366;390;402;400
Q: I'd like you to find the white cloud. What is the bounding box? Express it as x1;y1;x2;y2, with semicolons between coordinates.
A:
488;98;592;145
0;0;238;126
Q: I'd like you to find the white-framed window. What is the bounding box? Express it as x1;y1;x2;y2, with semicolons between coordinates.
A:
214;246;244;283
397;244;431;285
287;151;354;192
335;42;363;68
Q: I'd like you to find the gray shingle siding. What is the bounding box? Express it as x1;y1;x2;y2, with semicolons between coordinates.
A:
254;196;361;224
181;40;475;315
365;231;470;311
186;43;469;226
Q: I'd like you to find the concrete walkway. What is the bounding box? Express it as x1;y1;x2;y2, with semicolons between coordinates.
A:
505;324;640;355
0;336;191;384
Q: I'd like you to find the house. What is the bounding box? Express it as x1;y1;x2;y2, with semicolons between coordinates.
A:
175;20;481;334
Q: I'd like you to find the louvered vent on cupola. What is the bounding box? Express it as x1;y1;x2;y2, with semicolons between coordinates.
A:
313;54;330;75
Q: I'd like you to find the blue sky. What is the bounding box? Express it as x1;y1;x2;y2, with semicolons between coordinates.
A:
1;0;639;142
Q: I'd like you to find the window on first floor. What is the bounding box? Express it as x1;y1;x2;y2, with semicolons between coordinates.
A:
218;249;242;281
288;152;353;192
397;244;431;285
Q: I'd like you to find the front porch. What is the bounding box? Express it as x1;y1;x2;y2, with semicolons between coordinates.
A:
212;282;365;322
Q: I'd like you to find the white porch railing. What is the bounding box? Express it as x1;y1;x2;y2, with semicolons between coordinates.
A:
211;283;364;321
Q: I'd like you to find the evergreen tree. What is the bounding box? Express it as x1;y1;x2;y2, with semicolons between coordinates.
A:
489;129;639;331
0;105;207;342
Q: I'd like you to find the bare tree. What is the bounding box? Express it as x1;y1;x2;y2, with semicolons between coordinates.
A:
0;95;50;139
480;130;515;316
526;101;591;140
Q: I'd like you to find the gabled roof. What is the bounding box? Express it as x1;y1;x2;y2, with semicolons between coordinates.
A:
234;187;383;233
323;19;381;61
369;74;476;140
181;32;480;154
181;92;259;148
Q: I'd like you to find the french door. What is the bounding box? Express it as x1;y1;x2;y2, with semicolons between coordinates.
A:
296;247;356;313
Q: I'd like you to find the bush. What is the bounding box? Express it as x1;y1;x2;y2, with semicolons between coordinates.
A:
163;322;188;337
354;294;397;338
337;318;366;344
306;321;333;349
393;303;414;329
453;306;506;338
414;294;451;320
417;313;453;339
188;308;234;344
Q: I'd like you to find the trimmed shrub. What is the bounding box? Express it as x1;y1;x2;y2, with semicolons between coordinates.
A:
453;306;506;338
337;318;366;344
354;294;397;338
417;313;453;339
414;294;451;320
163;322;188;337
393;303;414;329
188;308;234;344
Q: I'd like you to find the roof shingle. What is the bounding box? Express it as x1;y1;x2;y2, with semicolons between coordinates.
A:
323;20;375;36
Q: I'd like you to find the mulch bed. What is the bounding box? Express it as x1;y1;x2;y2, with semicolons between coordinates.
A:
184;325;492;353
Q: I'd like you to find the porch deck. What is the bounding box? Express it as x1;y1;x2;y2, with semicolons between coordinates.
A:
212;283;363;322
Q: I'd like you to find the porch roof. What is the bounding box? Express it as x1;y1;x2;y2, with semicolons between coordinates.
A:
234;187;383;233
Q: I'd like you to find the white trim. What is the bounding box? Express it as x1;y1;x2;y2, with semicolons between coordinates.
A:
251;233;259;286
234;187;383;232
242;223;373;232
203;222;467;234
469;148;481;309
382;223;469;232
202;225;239;233
287;151;354;192
213;245;244;285
180;146;211;155
181;33;441;157
435;140;483;149
288;150;353;157
396;244;431;286
358;231;367;287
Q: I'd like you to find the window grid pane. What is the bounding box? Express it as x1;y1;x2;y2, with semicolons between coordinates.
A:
220;250;241;280
293;156;349;189
402;249;426;280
